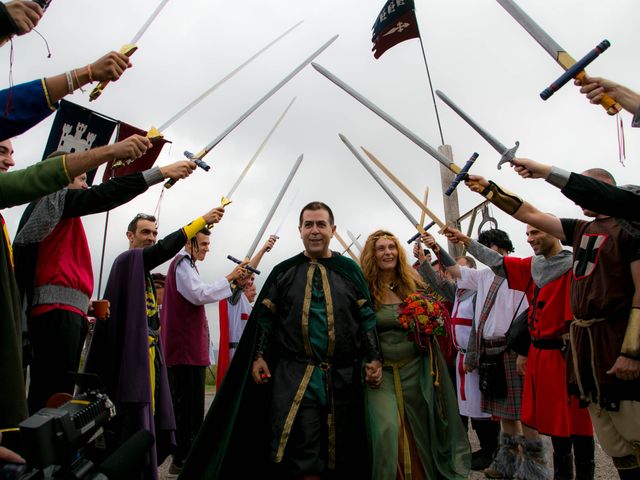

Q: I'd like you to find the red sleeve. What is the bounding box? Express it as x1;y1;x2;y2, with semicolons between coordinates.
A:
503;256;534;297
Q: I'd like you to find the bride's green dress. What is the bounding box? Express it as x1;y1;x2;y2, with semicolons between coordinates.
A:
366;304;470;479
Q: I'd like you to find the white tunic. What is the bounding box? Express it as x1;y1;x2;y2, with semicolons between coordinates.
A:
457;266;528;340
450;289;490;418
227;292;253;359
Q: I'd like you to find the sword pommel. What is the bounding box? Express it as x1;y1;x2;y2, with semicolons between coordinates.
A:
227;254;260;275
446;152;479;196
406;221;436;244
496;141;520;170
540;39;620;116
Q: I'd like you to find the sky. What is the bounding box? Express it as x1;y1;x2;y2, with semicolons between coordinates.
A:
2;0;639;345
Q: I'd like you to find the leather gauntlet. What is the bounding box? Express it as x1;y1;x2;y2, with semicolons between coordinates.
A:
480;181;524;215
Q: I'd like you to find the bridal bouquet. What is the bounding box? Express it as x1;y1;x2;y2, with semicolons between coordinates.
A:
398;292;448;350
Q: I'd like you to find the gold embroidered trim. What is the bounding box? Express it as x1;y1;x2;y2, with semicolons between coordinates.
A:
301;263;316;357
357;298;367;308
262;298;276;314
318;264;335;358
275;364;315;462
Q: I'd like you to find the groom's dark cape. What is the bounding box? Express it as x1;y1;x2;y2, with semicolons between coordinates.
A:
179;252;373;479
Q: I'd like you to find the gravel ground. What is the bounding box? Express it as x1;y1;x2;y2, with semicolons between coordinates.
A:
159;392;617;479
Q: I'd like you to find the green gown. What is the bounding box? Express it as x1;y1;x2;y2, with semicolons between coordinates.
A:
366;304;470;480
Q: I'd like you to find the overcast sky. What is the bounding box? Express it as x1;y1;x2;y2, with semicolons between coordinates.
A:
2;0;638;342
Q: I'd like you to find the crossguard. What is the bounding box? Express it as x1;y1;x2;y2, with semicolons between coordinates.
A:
406;221;436;244
541;40;621;115
164;150;212;189
89;44;138;102
227;255;260;275
496;142;520;170
445;152;479;196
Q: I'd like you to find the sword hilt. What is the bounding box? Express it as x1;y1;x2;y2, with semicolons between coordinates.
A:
89;44;138;102
445;152;479;196
227;255;260;275
541;40;622;115
406;221;436;244
496;142;520;170
164;151;211;189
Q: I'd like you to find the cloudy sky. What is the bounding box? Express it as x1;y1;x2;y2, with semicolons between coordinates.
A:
2;0;638;341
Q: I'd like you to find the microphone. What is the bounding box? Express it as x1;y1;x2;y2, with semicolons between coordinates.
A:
88;430;154;479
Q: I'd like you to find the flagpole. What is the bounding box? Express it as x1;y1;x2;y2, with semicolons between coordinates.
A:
96;122;121;299
96;210;110;299
414;21;445;145
413;7;463;257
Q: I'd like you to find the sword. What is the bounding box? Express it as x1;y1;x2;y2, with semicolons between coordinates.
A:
496;0;620;114
220;97;296;207
340;134;427;235
156;21;303;132
312;62;461;174
418;186;429;228
407;222;436;244
346;230;363;254
360;146;446;229
334;231;359;263
272;189;300;238
227;154;304;275
90;0;170;101
436;89;519;170
165;35;338;189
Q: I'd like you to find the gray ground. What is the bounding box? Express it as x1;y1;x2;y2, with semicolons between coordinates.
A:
159;392;617;479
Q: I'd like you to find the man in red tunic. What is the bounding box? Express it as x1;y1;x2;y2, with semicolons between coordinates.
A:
446;224;594;479
464;170;640;480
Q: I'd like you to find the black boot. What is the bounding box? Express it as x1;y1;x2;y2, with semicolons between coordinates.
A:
574;459;595;480
471;417;500;470
553;452;574;480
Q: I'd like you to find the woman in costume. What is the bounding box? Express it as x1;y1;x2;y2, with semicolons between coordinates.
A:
360;230;470;480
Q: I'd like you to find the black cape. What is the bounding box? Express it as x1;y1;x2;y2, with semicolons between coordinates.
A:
180;252;374;479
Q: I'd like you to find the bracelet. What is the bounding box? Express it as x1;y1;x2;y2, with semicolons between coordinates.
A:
87;64;94;83
65;71;74;95
72;69;85;93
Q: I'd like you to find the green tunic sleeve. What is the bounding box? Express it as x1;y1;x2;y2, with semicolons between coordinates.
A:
0;156;71;209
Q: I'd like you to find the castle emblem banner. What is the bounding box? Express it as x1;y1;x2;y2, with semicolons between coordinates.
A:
42;100;118;185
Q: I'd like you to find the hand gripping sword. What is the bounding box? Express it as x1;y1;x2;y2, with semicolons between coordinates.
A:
436;89;519;170
164;35;338;189
312;63;479;195
227;154;304;275
340;134;443;238
496;0;621;114
90;0;171;101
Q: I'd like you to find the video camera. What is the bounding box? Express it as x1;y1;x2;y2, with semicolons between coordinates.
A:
0;374;153;480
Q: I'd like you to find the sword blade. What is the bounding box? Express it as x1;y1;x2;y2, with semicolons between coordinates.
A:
436;90;508;154
334;231;359;263
361;147;446;228
313;63;460;174
340;134;421;230
496;0;574;68
346;230;363;254
273;189;300;236
226;97;296;199
157;21;303;131
130;0;171;45
245;154;304;259
195;35;338;160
